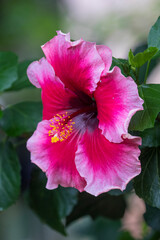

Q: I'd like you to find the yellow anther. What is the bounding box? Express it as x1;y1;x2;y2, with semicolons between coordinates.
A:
48;113;74;143
51;135;59;143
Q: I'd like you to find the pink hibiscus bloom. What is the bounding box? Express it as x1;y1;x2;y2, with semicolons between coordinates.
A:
27;31;143;196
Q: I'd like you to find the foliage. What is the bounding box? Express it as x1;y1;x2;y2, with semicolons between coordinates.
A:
129;84;160;131
69;217;134;240
27;168;78;235
128;47;158;68
0;17;160;239
0;141;21;210
0;102;42;136
148;16;160;57
0;52;18;92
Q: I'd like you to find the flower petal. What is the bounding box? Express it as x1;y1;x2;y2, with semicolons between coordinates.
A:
75;128;141;196
41;31;105;96
94;67;144;143
96;45;112;74
27;57;82;120
27;120;86;191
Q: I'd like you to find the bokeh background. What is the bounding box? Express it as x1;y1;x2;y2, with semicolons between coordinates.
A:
0;0;160;239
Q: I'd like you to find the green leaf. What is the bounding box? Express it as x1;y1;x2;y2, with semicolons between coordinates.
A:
67;192;126;225
7;60;34;91
70;217;134;240
138;121;160;147
0;52;18;92
134;147;160;209
133;43;159;85
144;204;160;231
27;168;78;235
148;16;160;55
129;84;160;131
0;101;42;136
128;49;135;66
128;47;158;68
110;57;136;80
0;141;21;210
84;218;121;240
56;186;78;219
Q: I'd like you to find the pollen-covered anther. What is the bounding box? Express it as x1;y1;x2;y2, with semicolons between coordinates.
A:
48;112;75;143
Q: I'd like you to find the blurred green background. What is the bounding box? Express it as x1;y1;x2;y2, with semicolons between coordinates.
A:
1;0;160;60
0;0;160;239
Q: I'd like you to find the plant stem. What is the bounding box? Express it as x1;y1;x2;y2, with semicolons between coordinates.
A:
144;60;151;84
136;67;140;85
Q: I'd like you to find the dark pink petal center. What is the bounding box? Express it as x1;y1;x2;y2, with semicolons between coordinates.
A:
69;102;97;119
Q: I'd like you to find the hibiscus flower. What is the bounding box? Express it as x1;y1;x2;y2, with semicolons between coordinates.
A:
27;31;143;196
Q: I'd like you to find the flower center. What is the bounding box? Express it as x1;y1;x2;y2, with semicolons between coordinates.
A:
48;112;75;143
48;103;97;143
